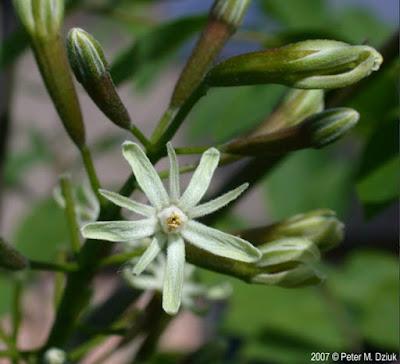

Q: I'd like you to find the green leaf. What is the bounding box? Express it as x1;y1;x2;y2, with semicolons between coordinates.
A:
110;15;206;86
329;251;399;350
356;119;399;217
332;8;391;46
357;157;399;204
13;198;68;262
264;149;353;220
0;274;13;316
189;85;285;143
258;0;330;29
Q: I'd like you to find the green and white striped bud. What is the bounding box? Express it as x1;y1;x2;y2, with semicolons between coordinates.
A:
211;0;251;29
257;238;320;273
305;107;359;148
67;28;131;130
252;264;324;287
242;209;344;251
206;39;383;89
13;0;64;39
0;238;28;271
224;107;359;155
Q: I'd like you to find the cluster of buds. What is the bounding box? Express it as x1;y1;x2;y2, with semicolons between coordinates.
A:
242;209;344;287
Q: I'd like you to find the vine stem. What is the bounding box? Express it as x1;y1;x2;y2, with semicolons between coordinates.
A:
80;146;103;204
60;176;81;255
129;125;151;149
29;259;78;273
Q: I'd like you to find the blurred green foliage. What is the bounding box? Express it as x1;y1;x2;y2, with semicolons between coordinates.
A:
1;0;398;361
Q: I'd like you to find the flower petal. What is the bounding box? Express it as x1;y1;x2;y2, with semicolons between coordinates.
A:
99;189;155;217
188;183;249;219
162;234;185;315
167;142;180;201
81;219;156;242
122;142;169;209
179;148;220;209
132;234;166;275
182;220;261;262
123;270;161;291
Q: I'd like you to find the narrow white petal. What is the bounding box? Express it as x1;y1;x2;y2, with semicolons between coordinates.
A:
188;183;249;219
99;189;155;217
179;148;220;209
162;234;185;315
167;142;180;201
132;234;166;275
81;219;157;242
182;220;261;262
123;271;161;291
122;142;169;209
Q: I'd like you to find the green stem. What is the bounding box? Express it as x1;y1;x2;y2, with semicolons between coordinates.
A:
130;125;151;149
151;84;208;151
60;176;81;255
29;259;78;273
150;107;178;143
11;280;22;345
80;145;103;204
99;249;144;268
174;145;212;155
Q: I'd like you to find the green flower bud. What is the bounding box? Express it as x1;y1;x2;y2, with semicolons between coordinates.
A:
170;0;250;108
67;28;131;130
206;39;383;89
224;107;358;155
251;264;324;287
13;0;64;39
254;89;324;135
242;209;344;251
0;238;28;271
211;0;251;29
305;107;359;148
257;238;320;273
13;0;86;149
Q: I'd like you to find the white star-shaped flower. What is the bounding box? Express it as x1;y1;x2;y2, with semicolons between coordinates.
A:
81;142;261;314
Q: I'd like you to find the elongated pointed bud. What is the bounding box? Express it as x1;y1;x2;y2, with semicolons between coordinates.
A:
170;0;251;108
251;264;324;287
13;0;86;149
306;107;359;147
0;238;28;271
224;107;359;155
254;89;325;135
241;209;344;251
13;0;64;39
257;238;320;272
253;238;324;287
206;40;383;89
67;28;131;130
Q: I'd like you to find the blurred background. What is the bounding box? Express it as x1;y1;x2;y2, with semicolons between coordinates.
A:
1;0;399;363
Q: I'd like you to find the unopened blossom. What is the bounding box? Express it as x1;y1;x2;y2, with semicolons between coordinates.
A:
82;142;260;314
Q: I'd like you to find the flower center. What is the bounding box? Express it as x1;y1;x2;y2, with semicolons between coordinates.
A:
158;206;187;234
